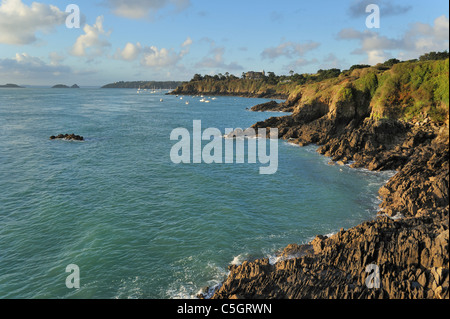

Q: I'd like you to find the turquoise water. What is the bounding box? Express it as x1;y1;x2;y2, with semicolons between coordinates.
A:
0;88;394;299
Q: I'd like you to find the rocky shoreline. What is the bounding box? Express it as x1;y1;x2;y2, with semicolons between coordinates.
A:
202;95;449;299
168;89;289;100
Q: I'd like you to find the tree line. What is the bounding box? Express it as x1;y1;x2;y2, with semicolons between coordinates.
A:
188;51;449;86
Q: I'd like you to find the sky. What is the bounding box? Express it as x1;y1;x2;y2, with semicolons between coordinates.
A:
0;0;449;86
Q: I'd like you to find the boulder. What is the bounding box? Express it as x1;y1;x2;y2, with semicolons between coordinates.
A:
50;133;84;141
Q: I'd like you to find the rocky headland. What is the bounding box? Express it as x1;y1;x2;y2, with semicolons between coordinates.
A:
169;76;294;99
204;58;449;299
0;83;23;88
101;81;182;89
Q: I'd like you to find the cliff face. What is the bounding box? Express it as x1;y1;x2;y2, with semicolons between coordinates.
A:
170;78;296;99
208;59;449;299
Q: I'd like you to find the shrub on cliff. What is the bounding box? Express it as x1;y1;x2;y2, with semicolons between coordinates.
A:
419;51;449;61
371;59;449;122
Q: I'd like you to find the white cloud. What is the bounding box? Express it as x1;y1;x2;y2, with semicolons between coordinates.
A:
181;37;193;48
114;42;142;61
48;52;65;66
105;0;190;19
338;15;450;64
71;16;111;58
180;36;192;57
319;53;346;70
0;0;66;45
261;41;320;60
403;15;450;54
284;58;319;74
195;44;243;71
113;37;192;69
0;53;72;80
141;46;182;67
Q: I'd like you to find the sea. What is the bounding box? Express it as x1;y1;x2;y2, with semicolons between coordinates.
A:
0;88;395;299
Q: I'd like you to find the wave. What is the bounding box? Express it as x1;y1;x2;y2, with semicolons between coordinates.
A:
166;260;228;299
230;253;248;266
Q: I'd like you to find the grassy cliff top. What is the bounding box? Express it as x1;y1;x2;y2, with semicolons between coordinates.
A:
285;58;449;124
173;51;449;124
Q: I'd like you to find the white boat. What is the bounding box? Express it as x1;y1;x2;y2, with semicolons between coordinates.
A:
200;98;206;102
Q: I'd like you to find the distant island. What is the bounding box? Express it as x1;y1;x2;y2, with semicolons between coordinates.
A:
0;83;23;88
52;84;80;88
101;81;182;89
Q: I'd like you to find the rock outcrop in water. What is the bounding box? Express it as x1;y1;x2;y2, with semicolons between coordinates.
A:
250;100;294;113
207;58;449;300
50;133;84;141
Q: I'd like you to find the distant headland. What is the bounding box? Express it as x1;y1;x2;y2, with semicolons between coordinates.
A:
101;81;182;89
0;83;23;88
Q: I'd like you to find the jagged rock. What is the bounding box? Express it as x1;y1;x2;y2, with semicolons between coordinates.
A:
251;100;294;112
311;235;328;254
278;243;313;259
212;93;449;300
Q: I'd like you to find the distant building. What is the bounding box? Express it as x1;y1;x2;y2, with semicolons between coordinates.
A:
245;71;265;79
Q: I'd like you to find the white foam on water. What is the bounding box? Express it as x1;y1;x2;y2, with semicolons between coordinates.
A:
113;276;144;299
230;253;248;266
167;260;228;299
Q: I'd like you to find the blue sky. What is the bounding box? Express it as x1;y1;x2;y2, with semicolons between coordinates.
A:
0;0;448;86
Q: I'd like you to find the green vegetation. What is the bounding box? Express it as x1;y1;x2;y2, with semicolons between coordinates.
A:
172;73;299;98
173;67;347;97
349;64;371;72
283;52;448;124
338;86;354;102
419;51;449;61
172;51;449;124
371;58;449;122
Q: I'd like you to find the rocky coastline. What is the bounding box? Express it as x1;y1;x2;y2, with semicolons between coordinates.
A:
205;93;449;299
168;87;289;100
